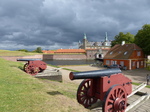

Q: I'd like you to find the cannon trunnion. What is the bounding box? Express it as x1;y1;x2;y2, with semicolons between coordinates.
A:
69;68;132;112
17;59;47;75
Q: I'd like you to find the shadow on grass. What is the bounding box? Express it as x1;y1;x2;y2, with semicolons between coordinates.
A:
47;91;63;95
18;66;24;71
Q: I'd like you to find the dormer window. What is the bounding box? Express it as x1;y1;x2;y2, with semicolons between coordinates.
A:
124;51;127;55
110;51;113;55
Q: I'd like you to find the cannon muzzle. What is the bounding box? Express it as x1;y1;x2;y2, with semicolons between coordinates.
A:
69;68;121;80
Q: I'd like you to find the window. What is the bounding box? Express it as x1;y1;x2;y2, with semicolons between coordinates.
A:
110;51;113;55
137;51;141;56
132;61;135;66
141;61;143;66
124;51;128;55
120;61;124;66
111;60;114;65
106;60;110;65
114;61;117;65
111;61;117;65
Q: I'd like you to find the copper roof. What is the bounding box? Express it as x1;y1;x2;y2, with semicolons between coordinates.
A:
104;43;142;59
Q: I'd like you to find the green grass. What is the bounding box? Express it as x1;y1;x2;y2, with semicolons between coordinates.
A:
0;58;88;112
132;82;150;88
132;82;140;86
62;68;80;72
48;64;60;68
146;85;150;88
0;50;40;56
0;58;45;112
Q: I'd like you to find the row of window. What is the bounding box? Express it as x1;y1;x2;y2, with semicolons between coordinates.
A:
132;61;143;66
106;60;144;66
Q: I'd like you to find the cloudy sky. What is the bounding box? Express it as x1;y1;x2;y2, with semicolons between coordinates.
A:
0;0;150;51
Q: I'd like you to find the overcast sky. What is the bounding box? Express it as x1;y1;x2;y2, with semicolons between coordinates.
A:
0;0;150;51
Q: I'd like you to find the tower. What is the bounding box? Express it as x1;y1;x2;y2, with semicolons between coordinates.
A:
104;32;108;46
83;33;88;49
105;32;108;42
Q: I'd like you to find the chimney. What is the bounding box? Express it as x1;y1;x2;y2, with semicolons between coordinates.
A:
122;41;125;45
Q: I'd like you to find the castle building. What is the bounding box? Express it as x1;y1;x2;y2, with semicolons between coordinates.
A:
42;33;112;60
78;32;111;49
78;32;111;59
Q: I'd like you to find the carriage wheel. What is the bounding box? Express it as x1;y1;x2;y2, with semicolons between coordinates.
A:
103;85;127;112
24;63;28;71
25;65;39;75
77;79;97;108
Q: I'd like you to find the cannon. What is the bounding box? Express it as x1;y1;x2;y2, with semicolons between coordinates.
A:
69;68;132;112
17;59;47;75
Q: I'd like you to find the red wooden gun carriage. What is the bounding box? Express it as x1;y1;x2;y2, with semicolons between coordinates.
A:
17;59;47;75
69;68;132;112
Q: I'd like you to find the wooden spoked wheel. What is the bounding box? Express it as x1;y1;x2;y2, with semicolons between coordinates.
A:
77;79;97;108
103;85;127;112
25;65;39;75
24;63;28;71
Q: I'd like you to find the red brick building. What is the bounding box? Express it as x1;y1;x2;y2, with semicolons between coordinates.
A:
42;49;87;60
42;49;86;54
42;48;110;60
103;43;145;70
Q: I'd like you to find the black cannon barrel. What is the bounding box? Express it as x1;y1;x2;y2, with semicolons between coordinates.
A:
69;68;122;80
17;58;42;61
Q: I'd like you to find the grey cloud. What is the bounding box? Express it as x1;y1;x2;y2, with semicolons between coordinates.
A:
0;0;150;50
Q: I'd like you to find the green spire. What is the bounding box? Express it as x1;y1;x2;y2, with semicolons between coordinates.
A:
105;32;108;41
84;33;87;39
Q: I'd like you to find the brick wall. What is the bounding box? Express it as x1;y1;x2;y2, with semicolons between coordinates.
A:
43;54;86;60
43;54;54;60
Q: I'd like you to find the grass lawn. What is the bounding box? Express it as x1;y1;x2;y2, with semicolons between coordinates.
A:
1;50;149;112
0;58;88;112
0;50;40;56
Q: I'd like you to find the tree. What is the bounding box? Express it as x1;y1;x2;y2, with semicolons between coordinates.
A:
135;24;150;55
34;47;42;53
17;49;28;52
111;32;134;47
